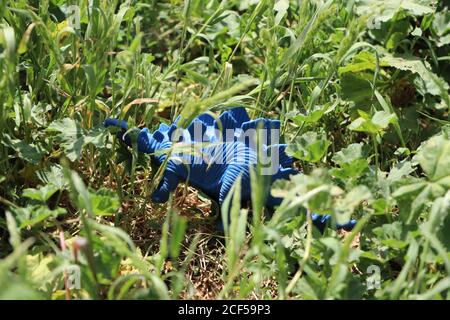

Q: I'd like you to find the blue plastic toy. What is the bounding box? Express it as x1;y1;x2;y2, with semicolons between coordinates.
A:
104;107;356;231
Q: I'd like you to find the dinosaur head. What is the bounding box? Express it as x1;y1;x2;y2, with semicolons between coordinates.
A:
104;118;175;155
136;127;171;154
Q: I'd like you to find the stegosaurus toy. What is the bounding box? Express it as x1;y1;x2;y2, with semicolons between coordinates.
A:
105;107;356;231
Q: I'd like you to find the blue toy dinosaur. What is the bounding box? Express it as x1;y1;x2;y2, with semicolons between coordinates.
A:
104;107;356;231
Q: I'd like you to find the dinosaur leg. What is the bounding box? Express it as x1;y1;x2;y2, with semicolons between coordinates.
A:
151;169;180;203
216;164;251;231
218;165;248;205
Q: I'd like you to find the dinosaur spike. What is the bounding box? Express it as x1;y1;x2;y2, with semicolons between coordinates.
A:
152;130;165;142
241;118;281;131
197;113;215;126
187;118;208;142
269;119;281;130
214;111;238;138
137;128;153;153
158;123;170;132
167;124;178;138
228;107;250;126
240;118;281;146
241;118;265;132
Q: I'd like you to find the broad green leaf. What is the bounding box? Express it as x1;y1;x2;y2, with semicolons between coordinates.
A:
335;185;372;225
47;119;108;161
373;221;405;241
90;188;120;216
47;118;85;161
372;110;398;129
287;104;327;125
340;73;373;108
372;221;410;252
355;0;436;23
416;134;450;186
332;143;367;165
411;27;423;36
393;177;446;224
1;134;45;164
387;161;415;185
331;143;369;180
12;206;66;229
25;254;54;290
23;184;60;202
392;180;427;224
380;239;409;249
432;8;450;46
382;53;449;97
331;159;369;181
425;191;450;235
401;0;436;16
36;165;67;189
339;51;377;75
286;169;343;214
348;110;397;134
287;131;331;163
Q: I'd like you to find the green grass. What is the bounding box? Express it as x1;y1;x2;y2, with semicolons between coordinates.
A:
0;0;450;299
